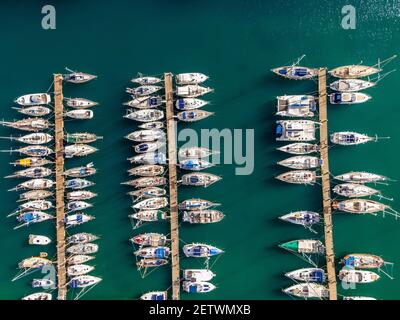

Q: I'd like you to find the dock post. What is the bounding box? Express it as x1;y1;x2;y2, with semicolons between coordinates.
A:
318;68;338;300
164;73;181;300
54;74;67;300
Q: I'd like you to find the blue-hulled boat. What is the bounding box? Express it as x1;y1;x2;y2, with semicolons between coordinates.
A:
183;281;216;293
285;268;326;283
183;243;224;258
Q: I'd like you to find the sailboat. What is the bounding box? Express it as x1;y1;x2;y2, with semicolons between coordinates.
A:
65;178;95;190
16;211;54;228
334;171;390;184
181;173;221;187
177;110;213;122
332;183;381;198
132;197;168;210
176;73;209;85
183;269;216;282
276;170;316;185
178;147;217;159
329;92;371;104
275;120;317;142
10;178;54;191
18;190;53;201
66;190;97;201
124;109;164;122
67;254;95;265
0;118;49;132
65;97;98;108
128;152;166;165
67;232;100;244
5;167;52;179
277;156;320;170
64;163;97;178
130;233;167;246
330;79;376;92
330;132;387;146
131;76;162;85
140;291;168;300
338;269;380;283
127;187;166;199
179;159;213;171
66;201;93;212
65;109;94;120
65;214;95;226
22;292;52;300
183;281;216;293
129;210;167;222
63;70;97;83
64;144;98;158
67;243;99;255
2;145;53;157
134;246;170;259
127;165;165;177
15;93;51;106
279;239;325;254
123;96;163;109
183;243;224;258
126;85;162;96
138;121;165;130
176;85;213;98
67;264;95;276
68;275;102;288
13;106;52;117
10;157;52;167
9;200;53;215
342;253;385;269
279;211;321;227
283;283;328;299
183;210;225;224
134;141;165;154
0;133;53;145
65;132;102;144
343;296;376;300
276;95;316;117
179;198;220;211
122;177;167;188
125;129;166;142
332;199;394;215
285;268;326;283
271;55;318;80
18;256;52;269
175;98;209;110
32;279;54;288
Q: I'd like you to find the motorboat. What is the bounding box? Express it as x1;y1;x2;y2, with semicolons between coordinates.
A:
28;234;51;246
140;291;167;300
329;92;371;104
183;281;216;293
183;269;216;282
338;269;380;284
330;79;376;92
176;73;208;85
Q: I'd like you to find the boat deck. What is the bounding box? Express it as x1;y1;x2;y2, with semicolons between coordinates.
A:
54;74;67;300
164;73;180;300
318;68;337;300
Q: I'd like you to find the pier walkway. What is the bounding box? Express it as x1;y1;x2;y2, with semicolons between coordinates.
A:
164;73;180;300
54;74;67;300
318;68;337;300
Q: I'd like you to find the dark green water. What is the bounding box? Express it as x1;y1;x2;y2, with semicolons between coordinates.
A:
0;0;399;300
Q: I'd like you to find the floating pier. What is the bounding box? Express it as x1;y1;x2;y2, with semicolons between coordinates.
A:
54;74;67;300
164;73;181;300
318;68;337;300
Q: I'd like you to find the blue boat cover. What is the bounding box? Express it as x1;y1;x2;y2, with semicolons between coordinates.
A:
278;68;288;75
344;256;355;267
311;270;325;283
294;68;308;77
333;93;342;103
149;98;158;105
189;285;198;293
275;124;283;137
155;248;166;258
178;99;185;109
189;176;199;183
138;144;148;152
153;294;165;300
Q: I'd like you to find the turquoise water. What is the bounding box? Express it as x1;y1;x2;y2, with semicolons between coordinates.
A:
0;0;399;300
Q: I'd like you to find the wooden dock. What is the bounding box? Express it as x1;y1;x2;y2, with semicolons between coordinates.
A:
54;74;67;300
318;68;337;300
164;73;180;300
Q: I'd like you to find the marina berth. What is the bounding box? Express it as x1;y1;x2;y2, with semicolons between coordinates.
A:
183;210;225;224
67;243;99;255
181;172;221;187
127;152;166;165
183;269;216;282
22;292;52;300
183;243;224;258
136;258;169;269
275;170;316;185
334;171;390;184
9;178;54;191
127;164;165;177
123;96;163;109
131;76;162;85
332;183;381;198
63;71;97;83
177;110;213;122
133;141;165;154
176;85;213;98
124;109;164;122
279;211;321;227
18;256;52;269
3;145;53;157
285;268;326;283
330;132;382;146
179;159;213;171
5;166;52;179
175;98;209;110
15;93;51;106
271;55;318;80
67;254;95;265
126;85;162;96
18;190;53;201
332;199;395;215
140;291;168;301
65;178;95;190
68;275;102;288
283;283;329;299
65;132;102;144
276;143;319;155
125;129;166;142
178;147;217;159
64;163;97;178
10;157;52;168
12;105;51;117
0;118;49;132
183;281;216;293
65;213;95;227
138;121;165;130
330;79;376;92
276;95;317;117
65;97;98;108
122;176;167;188
0;132;53;145
329;92;371;104
176;73;209;85
179;198;220;210
28;234;51;246
277;155;320;170
66;190;97;201
127;187;166;199
275;120;317;142
130;233;167;246
342;253;385;269
338;269;380;283
129;210;167;222
66;232;100;244
65;109;94;120
66;200;93;212
64;144;98;158
134;246;171;259
279;239;325;254
132;197;168;210
67;264;95;276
